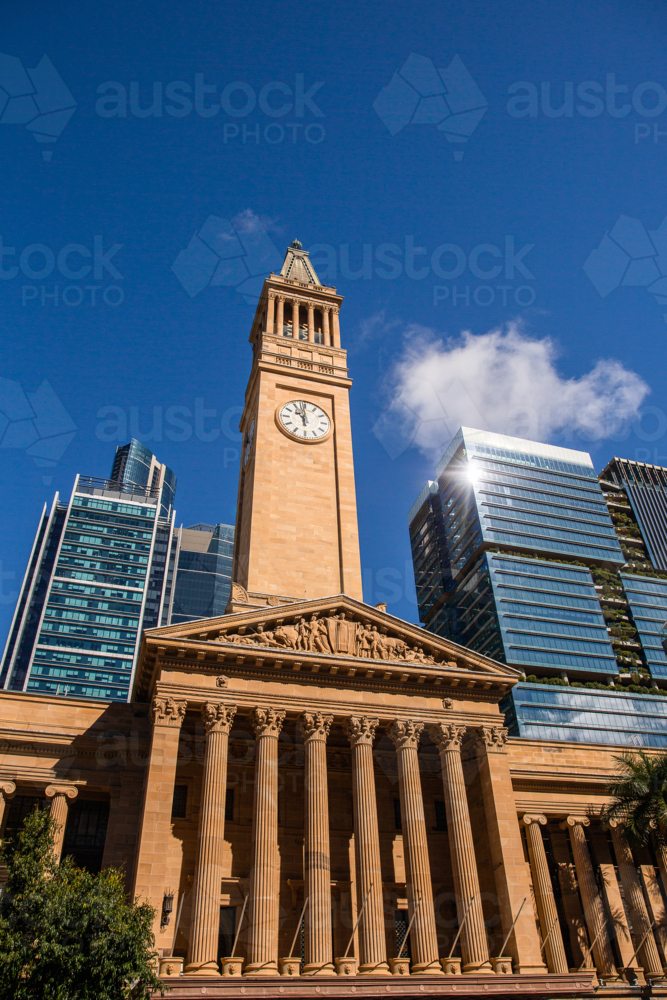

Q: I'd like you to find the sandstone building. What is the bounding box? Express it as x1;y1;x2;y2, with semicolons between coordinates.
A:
1;241;666;997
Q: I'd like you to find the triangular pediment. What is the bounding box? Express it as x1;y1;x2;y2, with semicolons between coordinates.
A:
135;594;519;699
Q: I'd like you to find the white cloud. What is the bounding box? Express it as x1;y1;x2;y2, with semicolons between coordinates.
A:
373;322;650;461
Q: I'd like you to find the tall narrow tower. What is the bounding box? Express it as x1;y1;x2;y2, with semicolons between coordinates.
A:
231;240;363;602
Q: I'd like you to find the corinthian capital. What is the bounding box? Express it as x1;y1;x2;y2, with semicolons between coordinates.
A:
301;712;333;743
474;725;508;753
344;716;379;747
202;702;236;735
253;706;286;738
428;722;466;752
152;697;187;728
387;720;424;750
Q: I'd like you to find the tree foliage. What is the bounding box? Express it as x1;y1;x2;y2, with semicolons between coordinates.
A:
0;807;165;1000
603;750;667;847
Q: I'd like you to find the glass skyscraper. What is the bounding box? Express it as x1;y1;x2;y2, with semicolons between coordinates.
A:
0;442;177;702
164;523;234;625
409;427;667;748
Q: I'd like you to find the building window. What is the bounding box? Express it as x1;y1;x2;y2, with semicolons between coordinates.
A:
434;800;448;832
218;906;236;960
3;795;45;855
172;785;188;819
393;799;402;831
225;788;234;823
394;910;411;958
62;800;109;873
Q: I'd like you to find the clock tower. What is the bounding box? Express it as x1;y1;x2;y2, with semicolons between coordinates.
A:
231;240;363;604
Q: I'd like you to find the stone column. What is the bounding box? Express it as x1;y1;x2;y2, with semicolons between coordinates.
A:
388;721;442;975
609;822;664;977
45;784;78;861
522;815;568;973
301;712;335;976
186;703;237;976
471;728;546;974
307;302;315;343
332;307;341;348
322;308;331;346
345;716;390;975
133;697;187;940
429;724;492;973
654;841;667;902
266;294;275;335
292;300;300;339
561;817;617;978
276;296;285;336
640;864;667;966
245;707;285;977
0;781;16;839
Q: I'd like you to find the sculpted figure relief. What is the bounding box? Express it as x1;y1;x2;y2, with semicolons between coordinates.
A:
218;613;439;664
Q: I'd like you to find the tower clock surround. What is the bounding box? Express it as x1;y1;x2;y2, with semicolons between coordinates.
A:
275;398;333;443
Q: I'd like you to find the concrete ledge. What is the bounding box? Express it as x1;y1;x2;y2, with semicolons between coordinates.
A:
155;970;598;997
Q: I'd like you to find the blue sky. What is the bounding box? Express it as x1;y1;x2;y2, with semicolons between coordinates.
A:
2;0;667;634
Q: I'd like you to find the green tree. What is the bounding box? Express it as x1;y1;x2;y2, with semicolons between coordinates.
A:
603;750;667;846
0;807;165;1000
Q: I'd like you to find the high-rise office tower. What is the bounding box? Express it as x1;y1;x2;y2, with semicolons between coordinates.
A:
409;427;667;748
0;441;177;702
163;523;234;625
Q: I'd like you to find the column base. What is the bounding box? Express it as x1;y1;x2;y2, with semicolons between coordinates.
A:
514;963;549;975
244;961;280;977
389;957;410;976
359;961;391;975
412;959;445;975
463;960;494;974
302;962;336;976
184;960;220;976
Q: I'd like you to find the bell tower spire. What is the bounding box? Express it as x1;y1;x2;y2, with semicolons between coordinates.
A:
230;241;362;606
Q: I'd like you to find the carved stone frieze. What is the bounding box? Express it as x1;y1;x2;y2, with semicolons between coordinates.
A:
344;716;379;747
252;707;286;739
301;712;333;743
429;723;466;752
152;697;187;728
201;703;236;735
387;719;424;750
219;612;439;664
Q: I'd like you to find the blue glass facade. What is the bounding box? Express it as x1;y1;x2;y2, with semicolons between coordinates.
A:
409;428;667;747
409;429;623;677
452;553;617;675
621;574;667;679
502;683;667;748
1;445;177;703
111;438;176;518
431;430;623;579
171;524;234;624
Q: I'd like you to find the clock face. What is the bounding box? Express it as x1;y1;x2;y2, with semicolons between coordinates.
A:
279;400;331;441
244;419;255;465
